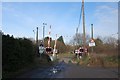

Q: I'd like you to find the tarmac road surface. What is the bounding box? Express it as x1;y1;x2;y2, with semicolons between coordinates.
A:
17;60;119;78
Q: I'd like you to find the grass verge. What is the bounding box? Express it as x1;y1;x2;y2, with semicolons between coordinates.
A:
71;53;119;68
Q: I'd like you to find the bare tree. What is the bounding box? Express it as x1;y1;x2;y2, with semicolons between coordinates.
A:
69;33;90;47
103;36;118;48
94;36;118;55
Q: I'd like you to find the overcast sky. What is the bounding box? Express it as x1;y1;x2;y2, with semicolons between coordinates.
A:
1;1;118;43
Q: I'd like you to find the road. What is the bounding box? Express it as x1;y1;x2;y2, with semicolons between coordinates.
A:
17;61;68;78
17;57;119;78
56;62;118;78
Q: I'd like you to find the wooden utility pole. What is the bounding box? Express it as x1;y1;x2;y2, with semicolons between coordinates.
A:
76;27;78;49
82;0;86;50
43;23;47;46
33;30;36;44
36;27;38;46
43;25;45;45
36;27;39;55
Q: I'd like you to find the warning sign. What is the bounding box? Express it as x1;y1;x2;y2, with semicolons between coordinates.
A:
89;39;95;47
89;42;95;47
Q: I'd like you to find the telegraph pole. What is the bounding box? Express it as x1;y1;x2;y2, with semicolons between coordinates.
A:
33;30;35;44
82;0;86;52
36;27;38;46
43;25;45;45
43;23;47;46
76;27;78;49
36;27;39;55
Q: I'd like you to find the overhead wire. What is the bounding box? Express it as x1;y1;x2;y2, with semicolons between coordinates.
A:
77;4;82;33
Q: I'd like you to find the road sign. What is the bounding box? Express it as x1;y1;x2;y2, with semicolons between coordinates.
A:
89;42;95;47
39;46;45;54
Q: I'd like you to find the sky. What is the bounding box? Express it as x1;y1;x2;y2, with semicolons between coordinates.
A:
1;1;118;43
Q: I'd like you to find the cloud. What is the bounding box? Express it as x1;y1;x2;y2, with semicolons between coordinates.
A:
2;3;36;27
93;5;118;39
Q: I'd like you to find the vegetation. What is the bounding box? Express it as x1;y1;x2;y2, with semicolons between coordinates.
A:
2;33;68;77
2;34;35;78
69;33;118;68
2;31;119;77
93;37;118;55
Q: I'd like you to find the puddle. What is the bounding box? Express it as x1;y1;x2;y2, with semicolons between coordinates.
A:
48;62;66;77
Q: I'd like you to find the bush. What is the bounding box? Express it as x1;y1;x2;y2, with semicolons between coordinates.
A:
2;34;35;76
